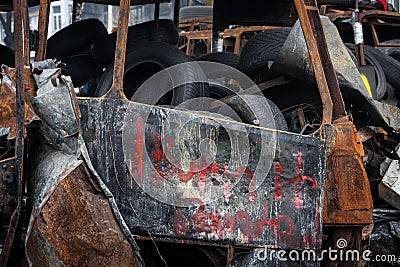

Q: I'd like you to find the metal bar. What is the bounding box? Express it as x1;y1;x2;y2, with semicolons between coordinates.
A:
294;0;347;123
173;0;180;27
35;0;50;61
354;0;367;66
153;0;161;40
105;0;131;100
355;44;367;66
23;0;29;64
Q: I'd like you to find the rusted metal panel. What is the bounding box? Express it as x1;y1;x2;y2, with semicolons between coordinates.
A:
79;97;325;250
26;161;141;267
322;120;373;225
0;157;18;265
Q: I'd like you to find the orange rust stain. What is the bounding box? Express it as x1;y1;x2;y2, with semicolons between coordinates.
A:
26;164;141;266
323;122;373;225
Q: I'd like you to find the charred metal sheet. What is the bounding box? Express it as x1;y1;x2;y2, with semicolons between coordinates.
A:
26;158;141;266
24;63;142;266
273;17;369;101
79;97;325;250
30;61;80;139
322;120;373;225
0;157;17;264
379;144;400;210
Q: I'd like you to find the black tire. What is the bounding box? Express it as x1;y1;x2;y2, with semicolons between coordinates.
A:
224;95;288;130
364;45;400;94
47;19;107;60
317;0;355;6
179;6;213;20
0;44;15;67
196;52;239;69
91;19;179;68
376;40;400;62
346;44;387;100
94;42;208;106
60;54;103;87
380;83;398;107
208;79;235;99
239;28;291;82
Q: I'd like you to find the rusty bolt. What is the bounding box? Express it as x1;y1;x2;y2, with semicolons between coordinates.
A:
10;165;15;170
2;172;13;183
2;165;7;170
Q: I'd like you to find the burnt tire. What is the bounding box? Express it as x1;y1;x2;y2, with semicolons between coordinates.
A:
239;28;291;82
91;19;179;68
94;42;208;106
380;83;399;107
224;95;288;130
208;80;235;99
196;52;239;69
364;45;400;94
179;6;213;20
60;54;103;87
317;0;355;6
376;40;400;62
346;44;387;100
47;19;107;60
0;44;15;67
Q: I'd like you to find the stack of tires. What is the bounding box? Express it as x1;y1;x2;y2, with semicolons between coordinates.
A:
46;18;181;97
363;45;400;107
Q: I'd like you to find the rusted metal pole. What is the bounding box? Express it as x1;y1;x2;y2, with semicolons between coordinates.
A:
0;0;27;265
35;0;50;61
354;0;367;66
106;0;131;99
294;0;347;123
23;3;29;64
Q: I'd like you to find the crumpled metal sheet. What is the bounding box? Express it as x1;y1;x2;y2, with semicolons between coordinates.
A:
30;61;80;139
272;17;396;131
25;61;142;266
273;17;368;97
